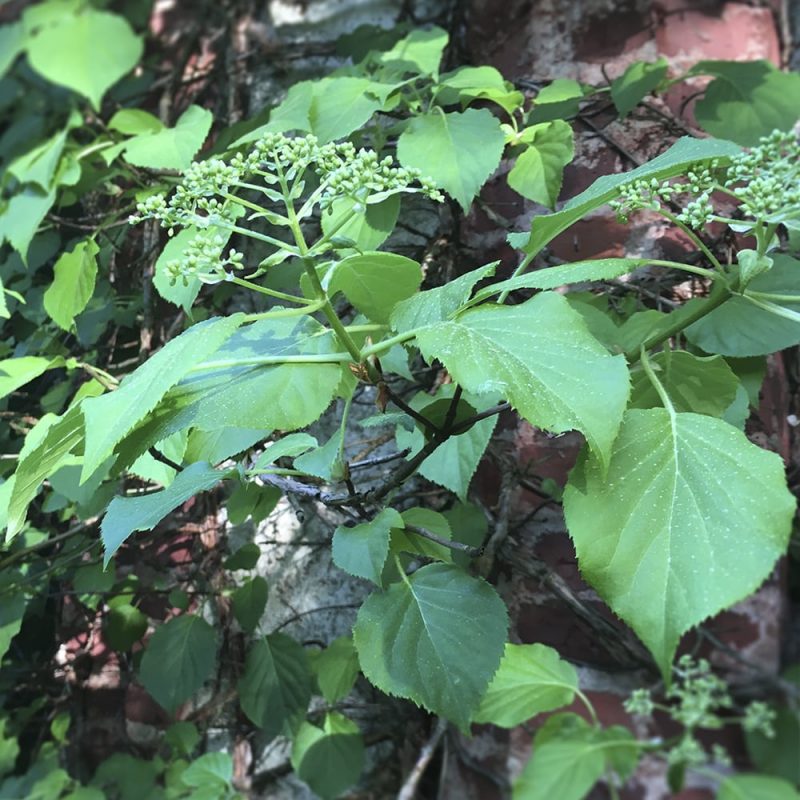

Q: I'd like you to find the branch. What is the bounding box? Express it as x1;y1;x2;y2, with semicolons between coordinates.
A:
405;525;482;558
397;717;448;800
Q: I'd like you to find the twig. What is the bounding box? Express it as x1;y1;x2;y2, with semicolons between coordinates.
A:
349;448;411;470
397;717;448;800
405;525;482;558
148;447;184;473
274;602;360;632
384;384;439;435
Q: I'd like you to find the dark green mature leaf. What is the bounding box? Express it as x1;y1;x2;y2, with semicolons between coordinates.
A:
332;508;403;585
686;255;800;356
510;137;741;257
507;121;574;208
328;252;422;323
0;589;25;662
231;576;269;634
717;775;800;800
291;714;365;800
691;60;800;146
43;238;98;330
139;615;217;713
415;293;629;469
629;352;739;416
564;409;795;677
238;634;312;738
312;637;360;704
354;563;508;730
398;108;505;211
390;262;498;332
82;315;243;480
0;22;24;78
101;463;225;563
25;7;142;109
104;604;148;652
473;644;577;728
122;106;213;170
611;58;668;117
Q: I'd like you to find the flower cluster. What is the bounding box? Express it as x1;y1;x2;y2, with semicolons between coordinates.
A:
164;231;244;286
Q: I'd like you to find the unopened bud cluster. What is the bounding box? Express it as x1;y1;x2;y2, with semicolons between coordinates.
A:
164;231;244;286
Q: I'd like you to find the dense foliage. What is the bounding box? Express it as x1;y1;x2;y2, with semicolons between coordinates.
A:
1;2;800;798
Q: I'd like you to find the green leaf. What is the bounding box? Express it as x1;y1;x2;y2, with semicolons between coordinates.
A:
231;576;268;634
312;637;360;704
291;713;365;800
354;563;508;730
0;356;59;401
139;614;218;713
293;430;343;481
321;195;400;252
686;255;800;356
332;508;403;585
224;542;261;570
43;238;98;330
122;105;213;170
25;8;142;109
309;77;388;144
528;78;584;123
6;403;87;540
398;108;505;212
563;409;795;677
473;643;578;728
165;721;200;757
511;136;741;257
390;507;453;563
82;314;243;480
629;352;739;417
437;66;523;114
152;229;202;311
390;262;497;332
611;58;668;118
378;26;448;77
692;60;800;146
415;293;630;469
104;604;148;652
7;128;68;190
101;462;225;563
181;752;232;790
238;633;312;738
0;589;25;662
250;433;317;470
473;258;651;302
507;121;574;208
328;252;422;323
184;427;265;465
108;109;164;136
230;81;313;147
738;248;773;286
0;184;56;260
717;774;800;800
0;22;24;78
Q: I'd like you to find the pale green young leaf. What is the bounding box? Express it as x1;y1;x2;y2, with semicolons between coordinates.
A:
717;774;800;800
332;508;403;585
611;58;668;118
138;614;218;713
510;137;741;257
397;108;505;212
686;255;800;356
507;121;574;208
82;314;243;480
6;129;68;190
291;713;364;800
328;252;422;323
563;409;795;677
528;78;584;123
473;258;650;302
230;81;314;147
691;60;800;146
473;643;578;728
122;105;213;170
312;637;360;704
629;351;739;417
184;427;265;465
0;185;56;260
238;633;312;737
353;563;508;731
101;462;225;563
152;228;202;311
231;576;269;634
293;430;343;481
321;195;400;252
6;403;86;540
309;77;389;144
436;66;522;114
438;65;507;93
43;238;98;330
0;22;24;78
0;356;60;400
378;26;448;77
108;109;164;136
250;433;318;471
181;753;233;790
415;293;630;470
390;261;497;332
26;8;142;109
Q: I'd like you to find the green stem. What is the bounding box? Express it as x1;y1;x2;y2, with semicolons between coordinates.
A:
360;330;418;360
575;689;600;727
640;347;675;416
745;290;800;303
187;352;351;373
228;276;314;305
241;300;325;323
225;224;297;253
498;251;535;304
656;207;723;272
